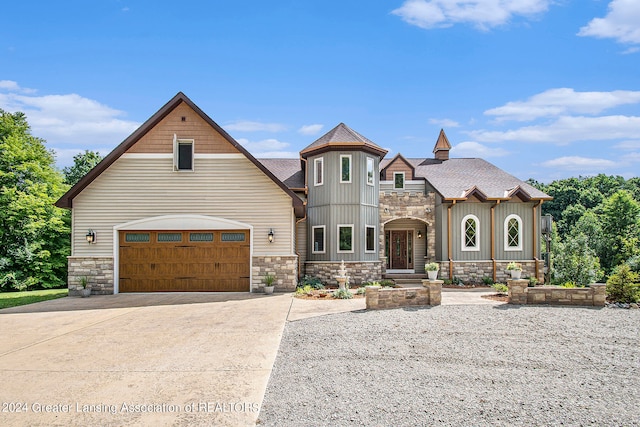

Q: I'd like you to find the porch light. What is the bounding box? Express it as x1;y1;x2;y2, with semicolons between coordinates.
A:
268;229;275;243
417;230;423;239
86;229;96;244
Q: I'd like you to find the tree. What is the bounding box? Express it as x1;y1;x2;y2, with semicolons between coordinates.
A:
606;263;639;303
0;109;69;290
63;150;102;186
599;190;640;273
552;232;602;286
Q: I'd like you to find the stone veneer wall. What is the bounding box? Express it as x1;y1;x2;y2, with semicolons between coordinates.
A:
252;255;298;292
365;280;442;309
304;261;382;286
438;260;542;283
68;257;114;296
508;280;606;307
379;191;436;265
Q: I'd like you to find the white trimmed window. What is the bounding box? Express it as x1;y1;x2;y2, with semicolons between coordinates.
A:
461;214;480;251
312;225;325;253
366;157;375;186
173;135;194;171
340;155;352;183
504;214;523;251
365;225;376;253
394;172;405;189
314;157;324;186
337;224;354;253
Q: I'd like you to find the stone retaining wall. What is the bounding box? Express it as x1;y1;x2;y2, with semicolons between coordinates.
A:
439;260;542;283
508;280;606;307
252;255;298;292
366;280;442;310
68;256;114;296
304;261;382;286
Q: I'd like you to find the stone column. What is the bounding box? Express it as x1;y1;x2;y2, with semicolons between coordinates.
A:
590;283;606;307
421;279;442;306
365;286;380;309
507;279;528;304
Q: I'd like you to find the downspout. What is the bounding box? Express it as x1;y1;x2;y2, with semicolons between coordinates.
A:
294;156;308;283
447;201;456;280
490;200;500;282
533;200;542;283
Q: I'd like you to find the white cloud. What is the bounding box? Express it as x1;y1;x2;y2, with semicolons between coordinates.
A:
578;0;640;45
540;156;617;171
450;141;509;157
0;80;35;94
614;140;640;150
298;124;324;135
0;86;140;163
236;138;298;158
391;0;551;30
428;118;460;127
485;88;640;122
224;120;286;132
470;115;640;143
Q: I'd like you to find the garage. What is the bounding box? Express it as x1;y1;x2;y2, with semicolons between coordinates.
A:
118;229;250;292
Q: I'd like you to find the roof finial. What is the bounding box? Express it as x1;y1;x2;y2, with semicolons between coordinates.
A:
433;129;451;161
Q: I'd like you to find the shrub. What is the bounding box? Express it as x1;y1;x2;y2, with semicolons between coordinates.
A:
506;262;522;271
482;276;494;286
332;288;353;299
356;287;366;295
298;275;324;290
425;262;439;271
528;276;539;287
560;281;579;288
361;281;381;287
263;274;276;286
606;264;640;303
451;276;464;286
379;279;395;287
492;283;508;293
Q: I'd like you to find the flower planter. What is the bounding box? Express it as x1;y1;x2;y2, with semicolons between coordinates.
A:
510;270;522;280
79;288;91;298
264;286;275;295
427;270;438;280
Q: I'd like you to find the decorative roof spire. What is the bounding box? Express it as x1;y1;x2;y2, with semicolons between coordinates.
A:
433;129;451;161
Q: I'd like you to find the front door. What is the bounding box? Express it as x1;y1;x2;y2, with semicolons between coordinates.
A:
390;230;408;269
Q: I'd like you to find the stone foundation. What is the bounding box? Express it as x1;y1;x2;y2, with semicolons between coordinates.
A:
252;255;298;292
438;260;542;283
508;280;606;307
365;280;442;309
304;261;383;286
68;257;114;296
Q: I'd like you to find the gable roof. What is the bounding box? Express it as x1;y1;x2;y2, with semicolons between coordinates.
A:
55;92;304;217
257;159;305;190
380;153;416;180
300;123;387;158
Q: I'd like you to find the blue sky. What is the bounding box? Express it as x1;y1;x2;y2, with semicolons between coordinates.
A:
1;0;639;182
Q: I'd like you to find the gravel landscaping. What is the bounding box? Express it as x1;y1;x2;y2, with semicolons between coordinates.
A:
258;305;640;426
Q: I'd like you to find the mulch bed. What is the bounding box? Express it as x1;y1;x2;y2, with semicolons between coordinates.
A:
481;293;508;302
294;288;365;299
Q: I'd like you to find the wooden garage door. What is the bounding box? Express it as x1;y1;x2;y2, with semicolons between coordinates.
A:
119;230;250;292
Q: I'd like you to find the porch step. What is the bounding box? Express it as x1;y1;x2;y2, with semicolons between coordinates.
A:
383;274;428;285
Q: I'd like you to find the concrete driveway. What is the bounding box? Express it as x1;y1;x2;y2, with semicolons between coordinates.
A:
0;293;292;427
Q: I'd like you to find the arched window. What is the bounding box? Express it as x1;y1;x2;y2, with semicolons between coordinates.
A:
461;214;480;251
504;214;522;251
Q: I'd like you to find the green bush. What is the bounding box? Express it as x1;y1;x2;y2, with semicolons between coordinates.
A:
356;287;367;295
492;283;508;293
451;276;464;286
332;288;353;299
379;279;395;287
560;281;579;288
298;275;324;290
528;277;539;287
606;264;640;303
482;276;494;286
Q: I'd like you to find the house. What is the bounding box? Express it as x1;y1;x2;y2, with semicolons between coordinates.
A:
56;93;551;295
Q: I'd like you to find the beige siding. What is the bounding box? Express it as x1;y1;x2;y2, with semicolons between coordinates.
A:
72;156;294;257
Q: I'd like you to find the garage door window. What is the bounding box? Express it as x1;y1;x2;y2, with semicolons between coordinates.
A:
190;232;214;242
158;232;182;242
125;233;150;243
221;232;245;242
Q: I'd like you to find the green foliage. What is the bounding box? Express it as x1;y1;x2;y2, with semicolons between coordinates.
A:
492;283;508;293
379;279;395;287
361;281;381;287
263;274;276;286
62;150;103;186
356;287;367;295
78;276;89;289
332;288;353;299
425;262;439;271
599;191;640;272
552;233;602;286
559;282;579;288
450;276;464;286
295;285;314;296
0;110;70;291
606;264;640;303
482;276;494;286
298;275;324;289
528;276;539;287
506;262;522;271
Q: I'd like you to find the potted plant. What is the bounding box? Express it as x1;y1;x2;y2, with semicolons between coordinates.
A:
506;262;522;279
78;276;91;298
263;274;276;295
425;262;439;280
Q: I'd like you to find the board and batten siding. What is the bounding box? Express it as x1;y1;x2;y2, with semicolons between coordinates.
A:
72;155;295;257
494;202;535;260
451;202;491;260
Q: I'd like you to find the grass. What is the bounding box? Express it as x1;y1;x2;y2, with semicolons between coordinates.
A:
0;289;68;310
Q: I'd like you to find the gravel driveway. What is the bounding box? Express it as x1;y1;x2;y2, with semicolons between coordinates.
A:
258;305;639;426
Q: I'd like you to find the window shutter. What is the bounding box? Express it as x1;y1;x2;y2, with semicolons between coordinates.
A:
172;134;178;170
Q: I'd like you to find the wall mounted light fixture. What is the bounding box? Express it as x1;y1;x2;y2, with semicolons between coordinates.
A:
417;230;423;239
86;229;96;244
268;229;275;243
425;207;432;213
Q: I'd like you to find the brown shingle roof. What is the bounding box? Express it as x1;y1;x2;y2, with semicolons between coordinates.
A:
300;123;387;158
257;159;305;189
